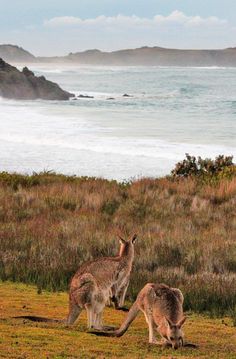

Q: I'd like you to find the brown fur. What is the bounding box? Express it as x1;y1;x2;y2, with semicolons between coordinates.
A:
94;283;187;349
66;234;137;329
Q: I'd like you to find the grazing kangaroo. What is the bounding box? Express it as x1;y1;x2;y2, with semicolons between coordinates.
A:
15;234;137;330
93;283;188;349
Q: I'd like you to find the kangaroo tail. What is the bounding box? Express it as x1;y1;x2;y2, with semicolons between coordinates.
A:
13;316;65;323
91;301;140;338
114;301;139;337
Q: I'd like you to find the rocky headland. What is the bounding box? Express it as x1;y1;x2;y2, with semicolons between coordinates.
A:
0;58;74;100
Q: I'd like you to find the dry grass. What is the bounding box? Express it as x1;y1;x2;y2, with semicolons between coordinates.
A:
1;282;236;359
0;171;236;316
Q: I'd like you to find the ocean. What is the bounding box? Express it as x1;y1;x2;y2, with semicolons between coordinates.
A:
0;65;236;181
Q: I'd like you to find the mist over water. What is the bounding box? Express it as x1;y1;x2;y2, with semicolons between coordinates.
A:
0;65;236;180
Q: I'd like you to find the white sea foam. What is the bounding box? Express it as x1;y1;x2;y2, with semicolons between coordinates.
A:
0;65;236;180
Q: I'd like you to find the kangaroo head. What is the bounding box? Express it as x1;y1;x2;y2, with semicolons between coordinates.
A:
118;234;137;257
164;317;186;349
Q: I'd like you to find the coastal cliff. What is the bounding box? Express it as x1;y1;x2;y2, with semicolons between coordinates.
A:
0;58;74;100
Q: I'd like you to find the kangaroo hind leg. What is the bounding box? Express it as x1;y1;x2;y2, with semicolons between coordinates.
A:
117;277;130;308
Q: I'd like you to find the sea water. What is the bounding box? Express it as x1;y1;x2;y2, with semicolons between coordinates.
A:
0;65;235;181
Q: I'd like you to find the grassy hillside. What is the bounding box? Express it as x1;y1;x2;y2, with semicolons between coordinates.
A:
0;159;236;317
0;282;236;359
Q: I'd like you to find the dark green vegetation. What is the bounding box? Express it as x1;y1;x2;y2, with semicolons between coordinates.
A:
172;154;235;179
0;156;236;319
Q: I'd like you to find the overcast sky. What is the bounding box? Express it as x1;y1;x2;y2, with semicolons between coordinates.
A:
0;0;236;56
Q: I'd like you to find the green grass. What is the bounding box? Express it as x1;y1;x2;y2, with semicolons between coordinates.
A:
0;282;236;358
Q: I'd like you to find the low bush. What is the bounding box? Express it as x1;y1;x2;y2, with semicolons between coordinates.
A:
171;154;235;180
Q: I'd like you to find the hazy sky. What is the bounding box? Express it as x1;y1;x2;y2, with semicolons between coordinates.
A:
0;0;236;56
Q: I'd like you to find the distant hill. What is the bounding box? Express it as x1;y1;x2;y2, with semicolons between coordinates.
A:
62;46;236;66
1;44;236;66
0;44;36;63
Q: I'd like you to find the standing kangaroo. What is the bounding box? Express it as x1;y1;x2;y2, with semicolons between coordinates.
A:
15;234;137;330
67;234;137;329
93;283;187;349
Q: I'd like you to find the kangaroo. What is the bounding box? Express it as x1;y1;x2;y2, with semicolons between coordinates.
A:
67;234;137;329
15;234;137;330
93;283;188;349
109;236;133;310
110;275;130;310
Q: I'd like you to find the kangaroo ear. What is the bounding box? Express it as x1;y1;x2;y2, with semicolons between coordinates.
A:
131;234;137;243
177;316;186;328
118;236;126;244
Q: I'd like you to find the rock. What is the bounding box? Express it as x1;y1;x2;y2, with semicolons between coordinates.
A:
123;93;132;97
77;94;94;99
22;67;34;77
0;58;74;100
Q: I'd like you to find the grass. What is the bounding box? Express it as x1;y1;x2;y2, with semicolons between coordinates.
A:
0;170;236;316
0;281;236;359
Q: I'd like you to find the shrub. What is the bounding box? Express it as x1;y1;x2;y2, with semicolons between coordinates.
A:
171;154;235;179
102;199;120;215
